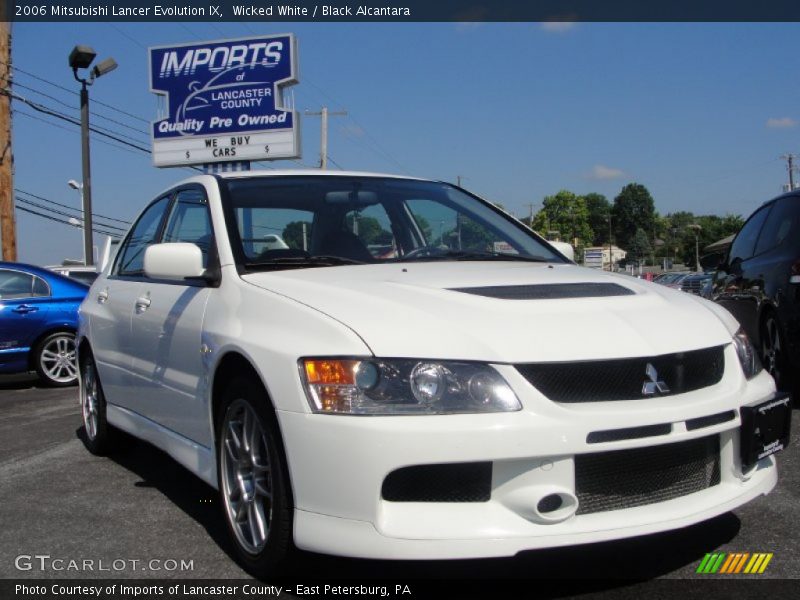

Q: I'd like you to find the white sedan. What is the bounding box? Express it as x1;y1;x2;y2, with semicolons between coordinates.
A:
77;171;791;577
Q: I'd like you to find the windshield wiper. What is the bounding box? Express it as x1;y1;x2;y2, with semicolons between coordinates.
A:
246;255;365;270
395;250;551;263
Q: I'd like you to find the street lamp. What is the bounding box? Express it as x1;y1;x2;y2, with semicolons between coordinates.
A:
69;45;117;266
687;223;702;273
67;180;86;264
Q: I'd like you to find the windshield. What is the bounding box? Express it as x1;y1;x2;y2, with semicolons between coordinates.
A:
222;176;565;270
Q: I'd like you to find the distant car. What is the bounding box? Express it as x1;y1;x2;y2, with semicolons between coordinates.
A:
0;262;89;386
48;265;99;286
679;272;714;296
662;272;692;289
712;191;800;393
654;272;685;285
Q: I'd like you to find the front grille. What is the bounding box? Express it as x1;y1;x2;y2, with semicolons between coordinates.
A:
575;435;720;515
680;276;709;295
449;283;635;300
516;345;725;402
381;462;492;503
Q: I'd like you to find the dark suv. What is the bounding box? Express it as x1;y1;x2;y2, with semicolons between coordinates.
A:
712;192;799;395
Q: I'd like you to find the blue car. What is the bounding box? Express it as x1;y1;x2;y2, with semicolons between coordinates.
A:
0;262;89;386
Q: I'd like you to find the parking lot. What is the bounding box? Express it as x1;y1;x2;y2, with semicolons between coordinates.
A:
1;374;798;585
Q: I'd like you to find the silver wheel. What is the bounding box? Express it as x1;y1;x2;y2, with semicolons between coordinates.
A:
39;334;77;384
220;398;273;555
81;359;99;440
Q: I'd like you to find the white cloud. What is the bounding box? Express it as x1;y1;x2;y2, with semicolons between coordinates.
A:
540;21;577;33
766;117;797;129
454;22;482;33
588;165;625;180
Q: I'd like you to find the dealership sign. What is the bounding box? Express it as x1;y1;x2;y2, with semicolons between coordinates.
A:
149;34;299;167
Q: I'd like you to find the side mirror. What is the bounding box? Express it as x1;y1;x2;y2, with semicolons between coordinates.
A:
144;243;206;281
549;241;575;262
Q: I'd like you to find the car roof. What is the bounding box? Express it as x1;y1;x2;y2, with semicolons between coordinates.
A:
213;169;426;181
0;261;90;289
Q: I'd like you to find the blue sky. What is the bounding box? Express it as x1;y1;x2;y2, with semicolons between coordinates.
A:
8;21;800;265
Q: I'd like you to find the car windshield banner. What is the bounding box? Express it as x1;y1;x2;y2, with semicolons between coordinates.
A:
149;34;299;167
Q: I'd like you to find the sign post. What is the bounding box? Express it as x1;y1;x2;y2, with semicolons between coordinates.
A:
149;34;299;169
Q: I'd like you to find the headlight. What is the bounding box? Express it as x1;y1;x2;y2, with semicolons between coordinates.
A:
732;327;763;380
300;358;522;415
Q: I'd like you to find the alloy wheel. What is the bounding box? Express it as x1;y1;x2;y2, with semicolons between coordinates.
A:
220;399;274;555
81;359;99;440
40;334;78;384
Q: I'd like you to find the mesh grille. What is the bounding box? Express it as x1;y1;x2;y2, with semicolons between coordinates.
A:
575;435;720;515
516;345;725;402
449;283;635;300
382;463;492;503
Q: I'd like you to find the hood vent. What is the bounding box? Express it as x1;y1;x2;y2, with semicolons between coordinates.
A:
449;282;635;300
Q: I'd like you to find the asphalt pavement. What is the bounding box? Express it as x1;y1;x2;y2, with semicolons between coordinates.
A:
0;374;797;585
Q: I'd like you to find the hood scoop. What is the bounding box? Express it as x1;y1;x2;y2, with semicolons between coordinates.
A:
449;282;636;300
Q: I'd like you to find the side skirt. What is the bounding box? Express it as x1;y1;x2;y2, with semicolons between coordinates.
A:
106;403;218;489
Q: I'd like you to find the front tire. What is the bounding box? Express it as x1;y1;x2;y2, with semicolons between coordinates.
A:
34;331;78;387
217;376;293;577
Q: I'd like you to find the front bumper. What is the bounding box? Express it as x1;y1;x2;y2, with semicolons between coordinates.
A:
277;353;782;560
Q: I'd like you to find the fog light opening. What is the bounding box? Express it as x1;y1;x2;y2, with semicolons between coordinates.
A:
537;494;564;514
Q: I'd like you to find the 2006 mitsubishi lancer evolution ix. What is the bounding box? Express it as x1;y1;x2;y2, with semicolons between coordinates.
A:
77;171;791;577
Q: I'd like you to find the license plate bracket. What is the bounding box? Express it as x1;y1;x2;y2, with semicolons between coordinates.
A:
740;393;792;469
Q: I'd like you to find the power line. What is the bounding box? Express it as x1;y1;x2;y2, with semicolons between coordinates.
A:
16;188;131;225
303;77;409;174
4;88;152;153
15;204;122;238
109;24;147;49
326;155;344;170
0;59;150;124
13;109;152;159
10;79;150;140
15;196;126;231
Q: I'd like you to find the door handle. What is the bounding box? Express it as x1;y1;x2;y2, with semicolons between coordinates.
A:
135;296;151;312
97;289;109;304
12;304;38;314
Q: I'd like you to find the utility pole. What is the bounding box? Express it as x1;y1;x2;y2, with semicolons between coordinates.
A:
0;19;16;261
522;202;536;228
305;107;347;169
78;84;94;265
781;154;796;190
607;213;612;271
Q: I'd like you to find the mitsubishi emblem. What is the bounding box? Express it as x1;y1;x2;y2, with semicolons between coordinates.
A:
642;363;670;395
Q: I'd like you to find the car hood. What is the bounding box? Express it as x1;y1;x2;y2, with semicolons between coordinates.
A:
241;262;735;362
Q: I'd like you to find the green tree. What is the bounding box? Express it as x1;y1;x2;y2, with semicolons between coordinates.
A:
282;221;312;250
459;219;495;251
612;183;656;252
531;190;593;249
352;215;392;245
630;227;652;264
583;193;611;246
